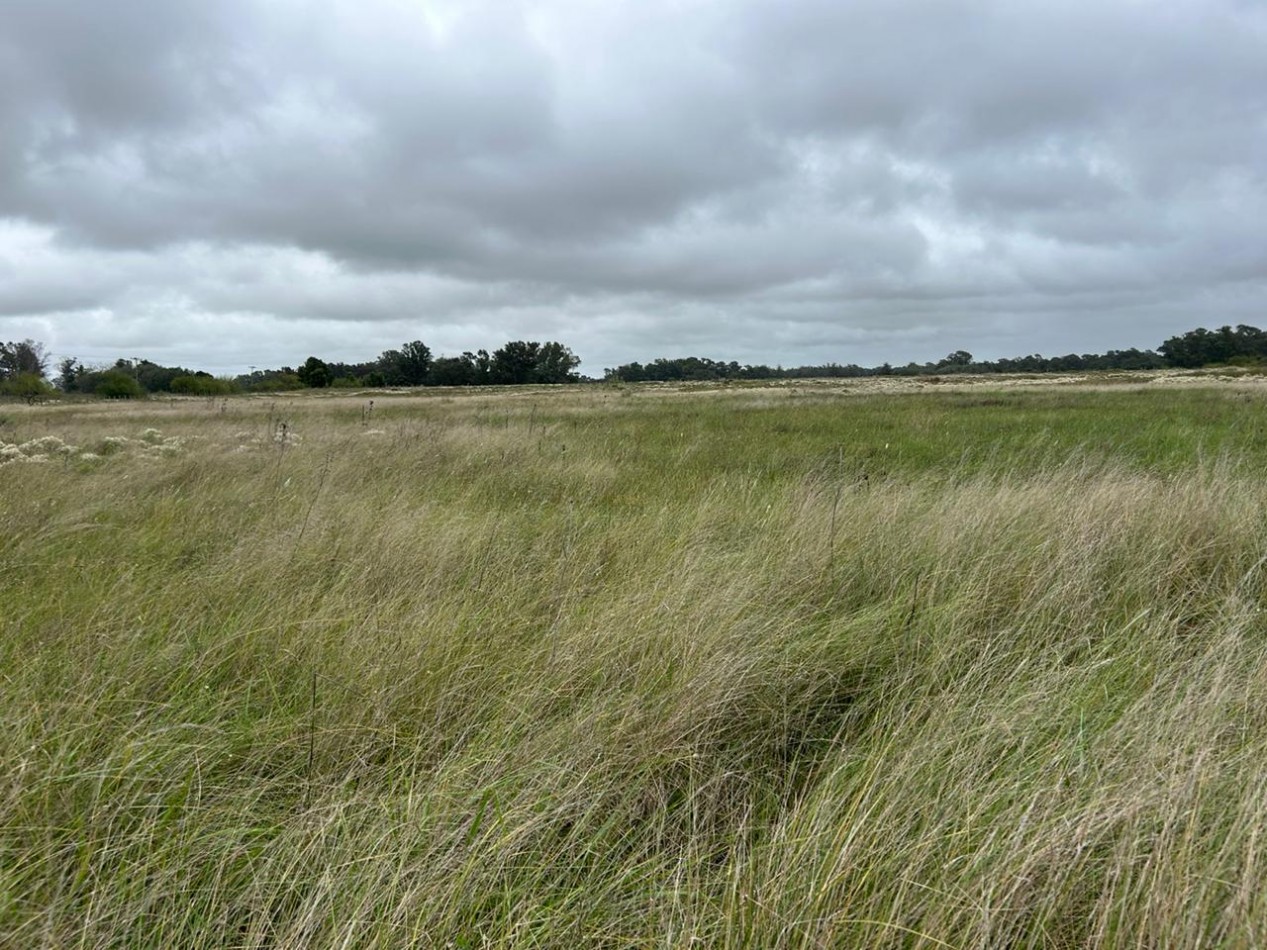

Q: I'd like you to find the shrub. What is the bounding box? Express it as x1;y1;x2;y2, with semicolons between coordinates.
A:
93;371;145;399
170;375;236;396
0;372;55;404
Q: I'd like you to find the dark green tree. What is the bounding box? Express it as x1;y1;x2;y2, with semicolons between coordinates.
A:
1160;325;1267;367
93;371;145;399
1160;328;1219;367
57;358;83;392
297;356;332;388
938;350;974;370
491;341;539;384
429;355;478;386
379;340;432;386
533;341;581;383
135;360;188;393
468;349;492;384
0;339;48;379
170;374;236;395
0;372;55;404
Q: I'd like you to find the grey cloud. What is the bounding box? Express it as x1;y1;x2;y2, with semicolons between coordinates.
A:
1;0;253;136
1;0;1266;373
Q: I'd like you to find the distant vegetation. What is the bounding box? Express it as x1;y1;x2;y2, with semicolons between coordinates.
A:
604;324;1267;382
29;339;581;397
2;324;1266;400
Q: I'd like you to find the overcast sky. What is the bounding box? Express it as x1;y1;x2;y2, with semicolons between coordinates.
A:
2;0;1266;375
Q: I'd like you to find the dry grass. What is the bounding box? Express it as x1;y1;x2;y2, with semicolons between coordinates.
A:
2;379;1267;947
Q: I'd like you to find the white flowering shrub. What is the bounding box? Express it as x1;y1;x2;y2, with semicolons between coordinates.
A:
1;428;182;467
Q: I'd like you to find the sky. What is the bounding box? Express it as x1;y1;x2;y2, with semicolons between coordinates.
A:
1;0;1266;377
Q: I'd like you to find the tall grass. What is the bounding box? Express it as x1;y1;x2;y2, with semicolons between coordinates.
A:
3;380;1267;946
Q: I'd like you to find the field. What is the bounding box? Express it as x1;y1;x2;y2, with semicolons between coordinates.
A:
4;373;1267;947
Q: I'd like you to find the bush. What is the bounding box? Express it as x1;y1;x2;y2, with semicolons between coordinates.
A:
170;375;237;396
0;372;55;404
93;371;145;399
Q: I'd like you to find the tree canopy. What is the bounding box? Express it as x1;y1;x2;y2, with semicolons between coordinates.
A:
0;340;48;380
1159;325;1267;368
10;323;1267;400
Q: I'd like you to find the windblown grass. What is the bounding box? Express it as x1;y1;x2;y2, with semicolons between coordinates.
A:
3;379;1267;947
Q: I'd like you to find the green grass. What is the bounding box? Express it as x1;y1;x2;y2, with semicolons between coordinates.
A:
3;378;1267;947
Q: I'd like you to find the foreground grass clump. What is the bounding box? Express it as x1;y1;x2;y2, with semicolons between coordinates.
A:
3;379;1267;947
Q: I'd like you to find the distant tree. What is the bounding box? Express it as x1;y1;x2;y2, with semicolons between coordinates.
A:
0;372;55;404
742;360;772;379
57;357;83;392
297;356;332;388
428;355;476;386
491;341;540;385
379;340;432;386
675;357;721;380
1102;348;1166;370
938;350;974;370
533;341;581;383
135;360;188;393
235;368;303;392
606;355;782;383
1235;325;1267;361
1160;328;1217;367
93;370;145;399
169;375;201;395
1160;325;1267;367
1047;353;1088;372
468;349;492;385
326;359;381;382
170;374;236;395
605;361;645;382
0;339;49;379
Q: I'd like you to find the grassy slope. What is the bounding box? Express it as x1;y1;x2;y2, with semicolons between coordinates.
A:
3;380;1267;947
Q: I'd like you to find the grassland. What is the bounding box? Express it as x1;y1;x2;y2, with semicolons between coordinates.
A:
3;374;1267;947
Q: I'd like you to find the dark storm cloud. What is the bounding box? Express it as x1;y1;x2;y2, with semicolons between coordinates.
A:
1;0;1266;373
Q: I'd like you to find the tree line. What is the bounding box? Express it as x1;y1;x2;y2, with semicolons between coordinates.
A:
1;338;581;399
254;339;581;392
4;324;1266;400
604;325;1267;382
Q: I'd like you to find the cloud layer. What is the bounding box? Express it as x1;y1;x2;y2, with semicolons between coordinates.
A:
2;0;1266;373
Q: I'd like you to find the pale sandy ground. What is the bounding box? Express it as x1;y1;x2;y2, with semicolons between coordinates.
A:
604;367;1267;400
5;367;1266;434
